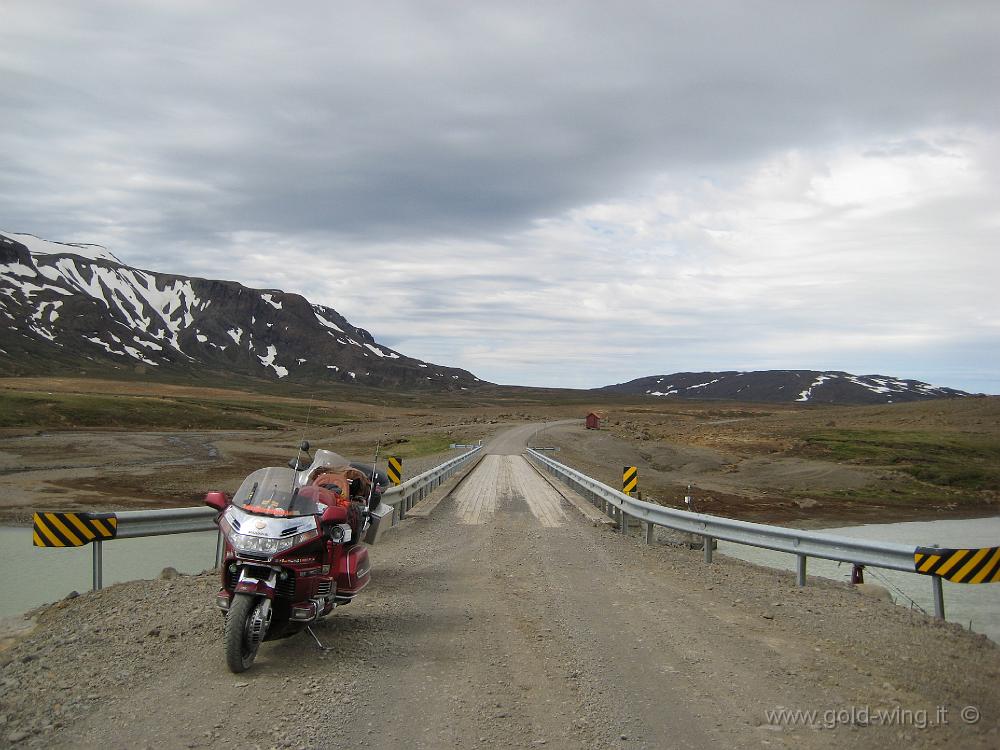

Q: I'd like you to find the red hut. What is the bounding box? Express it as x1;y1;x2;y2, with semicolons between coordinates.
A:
585;412;602;430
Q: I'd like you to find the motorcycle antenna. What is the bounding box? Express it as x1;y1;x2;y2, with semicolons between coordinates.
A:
289;394;315;493
366;401;389;506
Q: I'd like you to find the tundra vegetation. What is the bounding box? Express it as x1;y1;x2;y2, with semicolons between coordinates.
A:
0;376;996;526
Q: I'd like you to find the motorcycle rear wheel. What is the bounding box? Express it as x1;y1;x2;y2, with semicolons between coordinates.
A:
224;593;259;673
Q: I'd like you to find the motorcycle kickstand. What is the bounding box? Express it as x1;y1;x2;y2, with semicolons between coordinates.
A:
306;626;335;651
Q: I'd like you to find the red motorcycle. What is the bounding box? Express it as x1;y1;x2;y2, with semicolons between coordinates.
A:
204;445;391;673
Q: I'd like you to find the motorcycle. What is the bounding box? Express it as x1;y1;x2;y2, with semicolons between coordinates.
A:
204;443;392;673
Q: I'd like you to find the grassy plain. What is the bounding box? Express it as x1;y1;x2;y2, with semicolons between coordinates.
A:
0;376;996;526
557;397;1000;525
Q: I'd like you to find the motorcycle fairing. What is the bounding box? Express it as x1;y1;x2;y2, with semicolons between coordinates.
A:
220;506;321;561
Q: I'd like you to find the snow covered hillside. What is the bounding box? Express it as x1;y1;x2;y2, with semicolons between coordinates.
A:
598;370;971;404
0;232;480;389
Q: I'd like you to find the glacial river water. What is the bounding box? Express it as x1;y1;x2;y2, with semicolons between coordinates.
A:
0;528;219;620
2;517;998;642
717;515;1000;643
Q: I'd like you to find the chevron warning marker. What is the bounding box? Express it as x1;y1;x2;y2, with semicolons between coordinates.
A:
914;546;1000;584
622;466;638;495
32;512;117;547
387;456;402;486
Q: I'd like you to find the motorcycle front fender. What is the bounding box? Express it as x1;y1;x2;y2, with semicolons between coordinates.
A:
234;569;277;597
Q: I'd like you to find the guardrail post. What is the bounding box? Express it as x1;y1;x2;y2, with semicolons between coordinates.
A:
92;540;103;591
645;522;654;545
796;554;807;587
703;535;713;563
931;576;945;619
621;509;630;535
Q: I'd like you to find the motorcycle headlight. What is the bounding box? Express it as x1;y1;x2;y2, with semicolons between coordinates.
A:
223;525;320;557
276;528;320;553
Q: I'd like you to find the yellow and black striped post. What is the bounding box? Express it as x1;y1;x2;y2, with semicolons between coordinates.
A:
914;546;1000;584
33;511;118;591
33;511;117;548
387;456;402;486
622;466;638;495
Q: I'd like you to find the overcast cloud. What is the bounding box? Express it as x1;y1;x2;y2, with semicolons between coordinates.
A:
2;1;998;392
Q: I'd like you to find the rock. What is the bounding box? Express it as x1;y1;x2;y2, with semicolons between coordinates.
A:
160;567;180;580
63;591;80;600
854;584;894;603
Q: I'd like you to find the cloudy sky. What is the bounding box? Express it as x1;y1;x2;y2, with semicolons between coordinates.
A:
3;1;999;392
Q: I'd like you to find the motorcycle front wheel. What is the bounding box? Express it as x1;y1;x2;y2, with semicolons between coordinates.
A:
224;593;260;673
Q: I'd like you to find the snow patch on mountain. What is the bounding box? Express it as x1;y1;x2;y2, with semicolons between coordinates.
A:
687;379;721;390
313;307;343;332
258;345;287;378
796;374;835;402
365;342;400;359
2;231;121;264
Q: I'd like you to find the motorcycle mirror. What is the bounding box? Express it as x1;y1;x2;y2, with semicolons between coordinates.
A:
299;440;310;453
204;491;228;512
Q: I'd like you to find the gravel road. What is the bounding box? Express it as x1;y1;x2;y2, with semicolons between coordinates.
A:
1;424;998;748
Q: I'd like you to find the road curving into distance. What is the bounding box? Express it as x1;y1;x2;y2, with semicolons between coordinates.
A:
2;423;998;749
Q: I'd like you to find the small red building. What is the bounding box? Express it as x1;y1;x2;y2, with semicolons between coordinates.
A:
585;412;602;430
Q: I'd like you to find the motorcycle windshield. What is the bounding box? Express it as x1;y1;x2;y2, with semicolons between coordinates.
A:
298;449;353;486
232;467;316;517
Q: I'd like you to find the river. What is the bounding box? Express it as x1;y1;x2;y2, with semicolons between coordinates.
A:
0;528;219;620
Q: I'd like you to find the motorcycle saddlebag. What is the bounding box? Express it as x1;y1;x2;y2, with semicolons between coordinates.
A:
364;501;393;545
335;544;371;598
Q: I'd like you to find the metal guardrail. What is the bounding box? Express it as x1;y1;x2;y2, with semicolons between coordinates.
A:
382;445;483;523
39;446;483;592
115;507;218;538
526;448;958;619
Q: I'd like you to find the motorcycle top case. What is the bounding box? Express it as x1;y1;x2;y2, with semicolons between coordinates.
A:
335;544;371;598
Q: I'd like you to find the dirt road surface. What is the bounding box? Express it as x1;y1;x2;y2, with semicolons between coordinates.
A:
2;425;997;749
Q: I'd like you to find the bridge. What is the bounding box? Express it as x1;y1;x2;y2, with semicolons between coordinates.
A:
5;424;998;749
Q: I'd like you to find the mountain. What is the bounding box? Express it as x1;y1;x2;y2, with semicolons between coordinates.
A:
0;232;482;390
597;371;972;404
